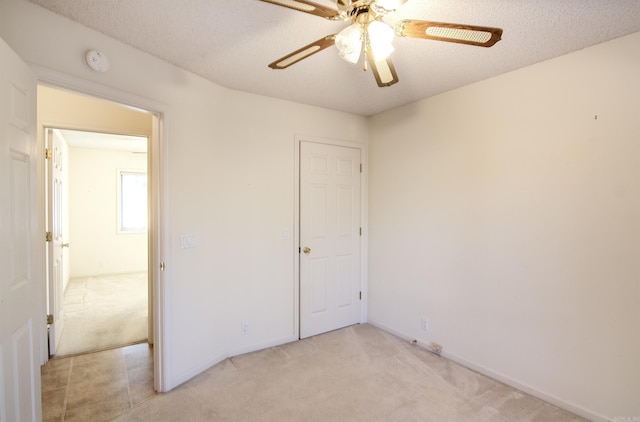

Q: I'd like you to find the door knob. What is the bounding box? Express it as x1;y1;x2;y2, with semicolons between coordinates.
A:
62;243;70;248
303;246;311;254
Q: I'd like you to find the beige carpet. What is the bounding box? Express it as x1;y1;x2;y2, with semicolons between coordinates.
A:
114;324;586;422
55;273;148;357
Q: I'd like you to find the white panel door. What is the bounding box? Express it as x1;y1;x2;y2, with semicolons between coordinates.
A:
0;38;42;421
300;141;361;339
46;128;65;355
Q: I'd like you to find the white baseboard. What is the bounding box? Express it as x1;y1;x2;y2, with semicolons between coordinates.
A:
168;350;228;391
228;334;299;358
367;320;610;422
168;334;299;391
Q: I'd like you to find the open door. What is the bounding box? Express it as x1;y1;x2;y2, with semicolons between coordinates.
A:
0;37;43;421
46;128;66;356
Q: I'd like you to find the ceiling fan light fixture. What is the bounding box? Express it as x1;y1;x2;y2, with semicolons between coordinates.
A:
336;23;363;64
367;20;395;61
260;0;503;88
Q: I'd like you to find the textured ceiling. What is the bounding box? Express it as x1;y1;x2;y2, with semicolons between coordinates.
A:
25;0;640;116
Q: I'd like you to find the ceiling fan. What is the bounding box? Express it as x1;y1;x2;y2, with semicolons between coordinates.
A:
260;0;503;87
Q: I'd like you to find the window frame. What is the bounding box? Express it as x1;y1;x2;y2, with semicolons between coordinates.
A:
116;168;148;234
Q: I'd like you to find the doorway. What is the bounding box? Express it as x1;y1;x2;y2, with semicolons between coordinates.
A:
46;127;150;357
40;86;154;357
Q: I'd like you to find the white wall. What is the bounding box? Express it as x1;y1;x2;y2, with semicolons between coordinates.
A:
0;0;369;390
68;147;148;277
37;84;153;136
369;32;640;421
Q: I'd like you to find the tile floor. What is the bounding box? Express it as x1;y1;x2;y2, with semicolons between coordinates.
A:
41;343;155;422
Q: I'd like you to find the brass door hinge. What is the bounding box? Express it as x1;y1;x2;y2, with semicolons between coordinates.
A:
45;232;52;242
45;148;52;159
46;314;54;325
359;291;362;300
160;262;165;271
360;163;363;173
359;227;362;236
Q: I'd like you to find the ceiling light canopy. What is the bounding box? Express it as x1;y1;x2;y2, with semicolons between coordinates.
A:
335;4;395;66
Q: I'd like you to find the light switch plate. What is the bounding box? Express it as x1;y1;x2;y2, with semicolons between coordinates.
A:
180;233;198;249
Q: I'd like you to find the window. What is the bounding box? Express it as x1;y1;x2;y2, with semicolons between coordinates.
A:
118;170;147;232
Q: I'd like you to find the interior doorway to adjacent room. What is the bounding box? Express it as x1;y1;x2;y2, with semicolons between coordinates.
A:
40;85;154;358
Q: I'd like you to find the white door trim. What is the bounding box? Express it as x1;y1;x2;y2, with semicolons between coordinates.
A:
31;65;170;392
294;134;368;338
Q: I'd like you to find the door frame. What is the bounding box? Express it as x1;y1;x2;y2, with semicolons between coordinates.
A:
293;135;368;339
33;65;169;392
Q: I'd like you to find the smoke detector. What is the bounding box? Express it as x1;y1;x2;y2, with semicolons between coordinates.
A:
84;50;110;72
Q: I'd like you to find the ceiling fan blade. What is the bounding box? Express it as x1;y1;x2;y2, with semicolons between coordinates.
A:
365;49;399;87
396;20;503;47
269;35;336;69
260;0;340;19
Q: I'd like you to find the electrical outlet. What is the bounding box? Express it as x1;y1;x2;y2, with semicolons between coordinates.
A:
420;316;429;332
241;322;249;336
